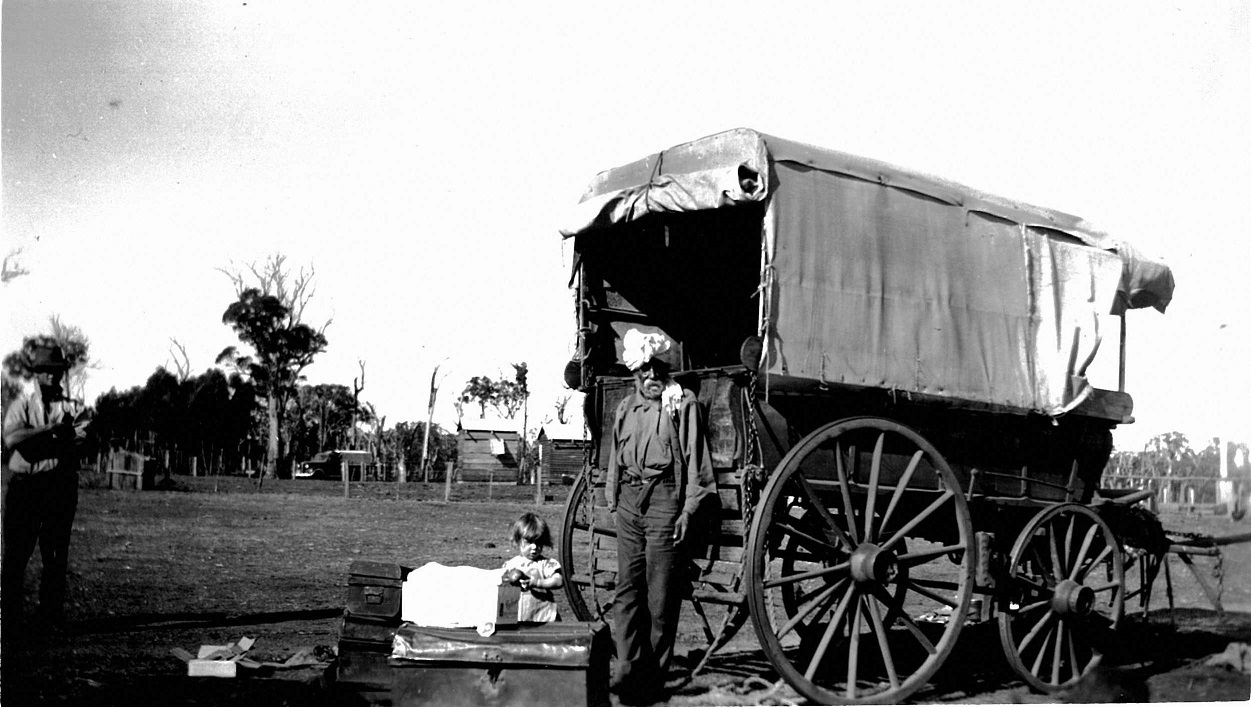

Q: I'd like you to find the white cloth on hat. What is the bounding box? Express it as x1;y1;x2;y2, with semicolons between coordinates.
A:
621;327;674;370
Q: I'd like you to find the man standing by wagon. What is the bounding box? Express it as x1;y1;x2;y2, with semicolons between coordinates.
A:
606;328;715;704
2;343;92;636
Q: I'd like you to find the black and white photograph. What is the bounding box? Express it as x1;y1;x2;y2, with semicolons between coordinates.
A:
2;2;1248;704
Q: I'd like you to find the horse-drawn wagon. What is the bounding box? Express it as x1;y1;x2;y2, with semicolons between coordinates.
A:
557;128;1175;703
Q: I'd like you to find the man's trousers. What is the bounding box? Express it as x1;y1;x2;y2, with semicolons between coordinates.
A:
612;475;683;688
2;468;79;626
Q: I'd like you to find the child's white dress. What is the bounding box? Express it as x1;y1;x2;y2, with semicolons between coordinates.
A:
502;555;562;622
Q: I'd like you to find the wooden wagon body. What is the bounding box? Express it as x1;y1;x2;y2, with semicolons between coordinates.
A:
558;129;1175;703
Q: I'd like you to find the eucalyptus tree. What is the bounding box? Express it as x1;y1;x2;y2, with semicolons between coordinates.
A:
219;255;329;478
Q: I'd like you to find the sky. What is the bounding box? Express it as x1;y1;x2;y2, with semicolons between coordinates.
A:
3;1;1248;453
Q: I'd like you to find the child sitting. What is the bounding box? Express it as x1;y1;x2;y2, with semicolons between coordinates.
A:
501;512;564;622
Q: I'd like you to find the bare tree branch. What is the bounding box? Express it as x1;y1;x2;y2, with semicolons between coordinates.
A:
169;338;191;382
2;249;30;283
219;253;329;332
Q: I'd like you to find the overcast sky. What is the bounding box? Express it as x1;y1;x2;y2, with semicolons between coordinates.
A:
3;1;1248;452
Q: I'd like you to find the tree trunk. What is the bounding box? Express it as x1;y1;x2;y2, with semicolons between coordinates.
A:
266;394;280;478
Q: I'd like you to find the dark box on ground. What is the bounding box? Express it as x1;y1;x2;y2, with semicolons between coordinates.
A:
338;614;400;704
347;560;411;620
389;621;611;707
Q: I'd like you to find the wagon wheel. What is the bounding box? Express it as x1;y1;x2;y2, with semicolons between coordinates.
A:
746;417;975;704
560;469;615;622
998;503;1124;692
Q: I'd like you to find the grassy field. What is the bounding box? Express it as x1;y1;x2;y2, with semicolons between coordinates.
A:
1;478;1248;705
3;478;575;705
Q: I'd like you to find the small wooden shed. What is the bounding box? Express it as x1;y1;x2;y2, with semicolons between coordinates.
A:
457;419;521;482
536;422;591;485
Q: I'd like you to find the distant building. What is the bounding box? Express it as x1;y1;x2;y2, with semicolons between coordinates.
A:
536;422;591;485
457;419;521;482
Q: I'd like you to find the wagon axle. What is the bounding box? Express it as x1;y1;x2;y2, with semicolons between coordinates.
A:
849;543;899;585
1051;579;1097;617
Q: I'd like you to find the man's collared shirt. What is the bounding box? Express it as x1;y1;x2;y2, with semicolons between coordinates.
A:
617;397;674;479
607;387;715;518
4;385;82;473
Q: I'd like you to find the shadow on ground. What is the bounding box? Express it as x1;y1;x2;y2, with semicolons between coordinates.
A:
663;608;1251;705
2;608;1248;705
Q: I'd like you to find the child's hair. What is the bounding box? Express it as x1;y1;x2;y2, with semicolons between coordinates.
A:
511;512;553;548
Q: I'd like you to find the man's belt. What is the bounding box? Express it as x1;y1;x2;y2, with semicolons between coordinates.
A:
622;469;674;513
622;469;672;487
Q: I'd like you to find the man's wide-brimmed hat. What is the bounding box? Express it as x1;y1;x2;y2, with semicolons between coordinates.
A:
29;345;69;371
621;327;675;371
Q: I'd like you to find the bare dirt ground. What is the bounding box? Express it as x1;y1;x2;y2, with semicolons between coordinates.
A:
1;476;1249;705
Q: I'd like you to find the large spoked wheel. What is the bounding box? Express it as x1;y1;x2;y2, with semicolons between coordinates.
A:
746;417;975;704
998;503;1124;692
560;469;616;622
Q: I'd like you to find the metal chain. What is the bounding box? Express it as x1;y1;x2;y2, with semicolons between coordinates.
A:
740;374;764;531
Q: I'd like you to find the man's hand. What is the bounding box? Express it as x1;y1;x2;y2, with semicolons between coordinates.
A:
53;417;76;442
673;511;690;545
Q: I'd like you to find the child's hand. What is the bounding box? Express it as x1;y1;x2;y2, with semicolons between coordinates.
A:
519;569;540;591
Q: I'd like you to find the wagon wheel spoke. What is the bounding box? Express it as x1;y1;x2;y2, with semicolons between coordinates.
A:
864;595;900;690
777;578;849;641
793;472;855;550
1013;572;1050;596
1076;545;1114;583
1066;625;1081;682
1062;514;1077;577
845;596;864;698
833;443;861;545
902;578;961;609
898;543;966;567
774;520;845;557
763;561;850;589
863;432;885;542
1086;579;1123;595
878;449;925;536
1030;623;1053;679
867;584;938;655
1051;618;1066;685
1049;523;1065;582
881;490;955;552
1068;524;1100;582
1017;608;1055;656
791;574;846;611
1016;597;1051;614
804;583;857;681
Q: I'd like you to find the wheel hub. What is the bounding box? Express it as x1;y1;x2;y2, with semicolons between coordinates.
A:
1050;578;1095;616
849;543;899;584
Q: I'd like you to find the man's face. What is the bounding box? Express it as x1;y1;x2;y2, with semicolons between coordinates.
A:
35;368;65;397
634;363;667;401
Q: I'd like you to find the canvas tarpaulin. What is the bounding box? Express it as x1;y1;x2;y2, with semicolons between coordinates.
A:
561;128;1175;416
765;163;1122;414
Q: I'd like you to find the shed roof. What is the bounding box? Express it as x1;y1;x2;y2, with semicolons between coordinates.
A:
459;418;521;434
539;422;589;442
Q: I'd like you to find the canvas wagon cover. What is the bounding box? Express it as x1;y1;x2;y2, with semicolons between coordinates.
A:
560;128;1175;416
